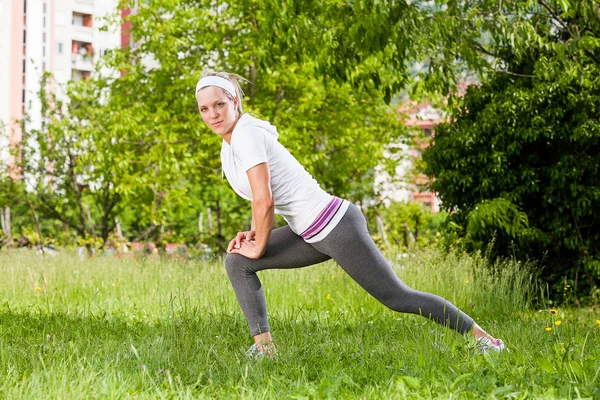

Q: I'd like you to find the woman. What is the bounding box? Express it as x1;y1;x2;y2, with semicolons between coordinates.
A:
195;71;506;357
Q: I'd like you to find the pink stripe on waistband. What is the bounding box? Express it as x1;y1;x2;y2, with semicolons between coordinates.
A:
300;197;343;239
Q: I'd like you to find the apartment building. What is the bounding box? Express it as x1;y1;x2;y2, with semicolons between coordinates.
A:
375;101;442;212
0;0;124;166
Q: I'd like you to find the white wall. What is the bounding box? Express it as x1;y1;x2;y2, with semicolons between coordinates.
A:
0;0;14;163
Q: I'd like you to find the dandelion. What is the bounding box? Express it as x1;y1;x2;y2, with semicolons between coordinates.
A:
331;275;335;279
316;279;320;283
35;287;41;291
550;309;558;316
545;327;552;332
465;280;470;284
554;320;561;326
298;283;302;287
326;293;331;300
596;319;600;325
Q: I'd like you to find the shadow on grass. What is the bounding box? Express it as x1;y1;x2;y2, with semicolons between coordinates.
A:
0;309;255;388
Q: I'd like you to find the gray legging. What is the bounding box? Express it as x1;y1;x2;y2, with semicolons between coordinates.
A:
225;203;474;337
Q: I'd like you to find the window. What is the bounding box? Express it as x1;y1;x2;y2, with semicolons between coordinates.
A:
23;29;26;43
42;46;45;57
43;17;46;27
43;3;46;13
43;32;46;42
22;90;26;103
24;0;27;13
42;62;46;71
58;43;63;53
22;59;26;73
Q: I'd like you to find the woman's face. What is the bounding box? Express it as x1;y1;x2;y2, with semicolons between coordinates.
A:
196;86;238;140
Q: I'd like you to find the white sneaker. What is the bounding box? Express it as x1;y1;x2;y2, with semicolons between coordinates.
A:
245;343;265;359
245;342;279;359
476;337;508;354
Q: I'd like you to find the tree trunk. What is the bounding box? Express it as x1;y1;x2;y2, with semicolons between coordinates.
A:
28;200;44;251
216;200;223;252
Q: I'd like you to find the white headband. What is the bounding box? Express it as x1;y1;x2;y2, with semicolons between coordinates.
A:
195;76;236;97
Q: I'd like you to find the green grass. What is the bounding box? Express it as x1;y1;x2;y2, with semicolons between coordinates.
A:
0;249;599;399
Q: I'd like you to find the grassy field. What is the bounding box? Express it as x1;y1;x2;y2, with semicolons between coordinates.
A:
0;249;599;399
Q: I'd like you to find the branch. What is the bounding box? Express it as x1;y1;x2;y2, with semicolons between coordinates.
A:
470;43;500;58
538;0;576;39
132;224;157;243
494;69;536;78
119;139;195;145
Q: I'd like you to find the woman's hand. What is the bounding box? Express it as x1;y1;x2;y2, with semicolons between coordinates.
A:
227;237;263;259
227;230;256;253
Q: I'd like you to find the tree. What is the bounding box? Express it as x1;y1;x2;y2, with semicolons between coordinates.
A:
5;0;407;252
423;2;600;298
94;0;407;246
12;75;129;251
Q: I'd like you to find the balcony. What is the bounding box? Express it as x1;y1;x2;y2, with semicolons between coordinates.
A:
71;54;93;71
73;2;93;16
72;25;93;42
72;69;91;82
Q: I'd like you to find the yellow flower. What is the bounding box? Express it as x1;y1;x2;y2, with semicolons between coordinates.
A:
35;287;41;291
545;327;552;332
596;319;600;325
331;275;335;279
326;293;331;299
550;309;558;316
554;320;561;326
298;283;302;287
465;280;470;284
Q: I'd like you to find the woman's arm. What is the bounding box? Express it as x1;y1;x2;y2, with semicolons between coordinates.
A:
228;162;274;259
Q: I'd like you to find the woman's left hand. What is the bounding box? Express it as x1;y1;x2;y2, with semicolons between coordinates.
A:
228;238;263;259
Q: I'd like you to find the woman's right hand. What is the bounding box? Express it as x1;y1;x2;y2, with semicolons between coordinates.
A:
227;230;256;253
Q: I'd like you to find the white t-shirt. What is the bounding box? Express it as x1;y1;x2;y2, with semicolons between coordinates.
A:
221;114;334;237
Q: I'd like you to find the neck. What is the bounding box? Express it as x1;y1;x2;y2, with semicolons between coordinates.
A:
223;115;241;144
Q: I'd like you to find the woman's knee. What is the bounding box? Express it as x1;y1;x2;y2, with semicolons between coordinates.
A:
225;253;248;277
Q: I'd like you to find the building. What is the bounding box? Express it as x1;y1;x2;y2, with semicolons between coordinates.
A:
403;101;442;212
375;101;443;212
0;0;125;167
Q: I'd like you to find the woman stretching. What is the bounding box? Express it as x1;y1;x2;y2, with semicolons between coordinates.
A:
194;71;506;357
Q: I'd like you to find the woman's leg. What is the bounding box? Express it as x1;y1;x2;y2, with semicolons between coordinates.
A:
311;204;475;334
225;225;331;340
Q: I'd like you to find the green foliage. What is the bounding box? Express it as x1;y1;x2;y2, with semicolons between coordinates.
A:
367;202;447;250
423;2;600;298
6;0;407;252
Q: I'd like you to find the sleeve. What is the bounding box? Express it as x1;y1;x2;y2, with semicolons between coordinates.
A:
233;127;269;172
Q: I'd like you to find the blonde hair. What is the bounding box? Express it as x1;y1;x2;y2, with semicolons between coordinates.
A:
198;71;246;116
